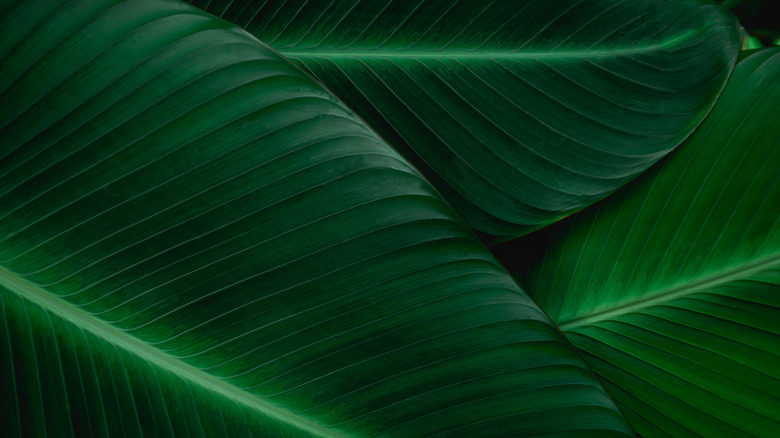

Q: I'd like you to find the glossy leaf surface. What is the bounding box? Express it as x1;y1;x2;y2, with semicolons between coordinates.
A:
519;48;780;437
189;0;741;237
0;0;631;436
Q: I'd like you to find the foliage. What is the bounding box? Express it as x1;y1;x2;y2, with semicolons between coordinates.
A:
0;0;777;437
187;0;740;238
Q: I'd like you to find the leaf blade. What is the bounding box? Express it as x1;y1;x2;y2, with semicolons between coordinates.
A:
190;0;741;238
0;0;631;436
519;47;780;437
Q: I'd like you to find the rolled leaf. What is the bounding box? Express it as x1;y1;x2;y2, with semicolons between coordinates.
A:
0;0;631;436
189;0;741;238
519;48;780;437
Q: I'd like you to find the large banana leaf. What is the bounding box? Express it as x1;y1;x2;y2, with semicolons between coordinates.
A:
188;0;740;238
0;0;632;436
518;48;780;436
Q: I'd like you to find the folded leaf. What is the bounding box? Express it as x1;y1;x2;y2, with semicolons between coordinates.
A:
0;0;631;436
188;0;741;238
519;48;780;436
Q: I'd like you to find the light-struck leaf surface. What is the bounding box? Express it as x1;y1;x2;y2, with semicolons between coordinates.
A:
0;0;631;436
189;0;740;238
519;48;780;437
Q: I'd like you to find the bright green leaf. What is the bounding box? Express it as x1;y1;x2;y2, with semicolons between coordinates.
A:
0;0;631;436
743;36;764;50
188;0;741;238
519;48;780;437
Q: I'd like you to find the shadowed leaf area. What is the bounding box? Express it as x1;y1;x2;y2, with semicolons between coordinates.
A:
190;0;740;238
516;48;780;437
718;0;780;46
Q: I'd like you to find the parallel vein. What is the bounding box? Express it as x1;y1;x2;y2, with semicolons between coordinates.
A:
0;265;342;438
189;0;740;238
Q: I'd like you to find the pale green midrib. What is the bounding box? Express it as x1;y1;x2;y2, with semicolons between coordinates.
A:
0;265;346;438
558;253;780;331
277;30;696;60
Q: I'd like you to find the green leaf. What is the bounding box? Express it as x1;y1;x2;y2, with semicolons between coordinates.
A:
0;0;631;436
518;48;780;436
188;0;741;238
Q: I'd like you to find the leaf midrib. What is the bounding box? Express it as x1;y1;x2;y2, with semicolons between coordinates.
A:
0;264;345;438
557;253;780;331
277;30;696;60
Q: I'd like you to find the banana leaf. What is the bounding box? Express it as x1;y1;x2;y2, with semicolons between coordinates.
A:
0;0;631;436
518;47;780;437
188;0;741;238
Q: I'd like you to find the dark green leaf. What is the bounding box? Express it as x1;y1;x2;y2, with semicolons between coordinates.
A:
0;0;630;436
519;48;780;437
190;0;741;238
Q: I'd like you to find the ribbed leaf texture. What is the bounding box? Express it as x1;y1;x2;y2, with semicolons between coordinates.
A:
0;0;632;436
519;48;780;437
188;0;741;238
